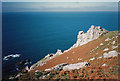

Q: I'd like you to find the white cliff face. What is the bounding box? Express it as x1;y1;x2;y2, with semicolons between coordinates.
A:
69;25;107;49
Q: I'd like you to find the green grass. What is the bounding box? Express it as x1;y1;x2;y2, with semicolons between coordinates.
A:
112;65;119;69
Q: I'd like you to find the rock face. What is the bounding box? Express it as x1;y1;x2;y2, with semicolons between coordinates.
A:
45;63;68;71
63;62;89;71
68;25;107;49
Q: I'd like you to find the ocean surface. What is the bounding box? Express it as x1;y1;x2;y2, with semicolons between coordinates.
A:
2;12;118;77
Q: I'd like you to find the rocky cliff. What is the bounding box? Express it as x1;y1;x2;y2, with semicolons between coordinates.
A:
64;25;107;52
29;25;108;71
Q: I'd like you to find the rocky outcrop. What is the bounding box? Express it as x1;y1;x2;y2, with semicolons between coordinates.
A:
103;51;118;58
66;25;107;51
29;49;62;71
45;49;62;58
56;49;62;55
45;63;68;71
63;62;89;71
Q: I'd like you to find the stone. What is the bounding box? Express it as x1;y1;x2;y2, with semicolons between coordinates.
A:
119;43;120;45
112;46;118;49
91;25;95;29
103;48;109;51
119;33;120;35
97;26;101;29
79;31;84;34
78;58;82;60
89;57;95;61
56;49;62;55
35;70;40;73
45;63;68;71
112;37;114;39
44;68;52;71
45;54;54;58
102;64;106;66
63;62;89;71
100;43;103;46
112;41;116;44
105;38;110;41
103;51;118;58
67;57;69;59
97;56;102;59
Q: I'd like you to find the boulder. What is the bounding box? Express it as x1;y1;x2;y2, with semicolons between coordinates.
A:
63;62;89;71
45;63;68;71
102;64;106;66
112;46;118;49
103;48;109;51
100;43;103;46
45;54;54;58
103;51;118;58
105;38;110;41
112;41;116;44
97;56;102;59
89;57;95;61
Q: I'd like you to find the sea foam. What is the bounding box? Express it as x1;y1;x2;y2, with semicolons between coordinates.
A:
3;54;20;60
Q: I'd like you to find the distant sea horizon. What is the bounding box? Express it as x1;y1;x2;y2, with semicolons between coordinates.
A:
2;11;118;78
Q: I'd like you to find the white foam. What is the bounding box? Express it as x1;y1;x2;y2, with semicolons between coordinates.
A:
3;54;20;60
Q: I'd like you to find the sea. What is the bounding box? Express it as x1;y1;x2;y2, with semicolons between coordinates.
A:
2;11;118;78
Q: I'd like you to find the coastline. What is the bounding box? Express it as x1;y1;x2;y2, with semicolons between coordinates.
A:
8;26;119;80
29;25;107;72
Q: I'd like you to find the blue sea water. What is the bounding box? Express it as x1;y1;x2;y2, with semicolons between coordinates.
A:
2;12;118;77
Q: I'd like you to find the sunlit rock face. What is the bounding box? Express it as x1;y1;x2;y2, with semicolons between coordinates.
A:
69;25;107;50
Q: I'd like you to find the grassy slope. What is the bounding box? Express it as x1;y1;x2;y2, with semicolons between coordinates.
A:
21;31;119;80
